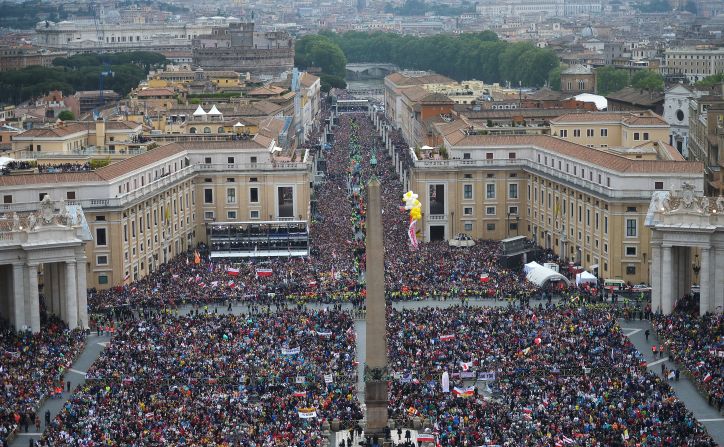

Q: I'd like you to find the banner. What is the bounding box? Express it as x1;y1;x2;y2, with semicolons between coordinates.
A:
316;331;333;337
227;267;240;276
453;386;475;397
478;371;496;381
417;434;436;443
460;371;476;379
295;376;306;384
324;374;333;384
256;268;273;278
298;408;317;419
440;334;456;342
460;361;473;372
293;391;306;398
282;347;301;355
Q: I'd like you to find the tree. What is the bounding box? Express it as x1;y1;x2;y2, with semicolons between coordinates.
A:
695;73;724;89
319;74;346;93
596;66;629;96
630;70;664;91
57;110;75;121
295;35;347;79
548;65;565;90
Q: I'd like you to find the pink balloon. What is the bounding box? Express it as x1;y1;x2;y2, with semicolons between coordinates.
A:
534;337;542;345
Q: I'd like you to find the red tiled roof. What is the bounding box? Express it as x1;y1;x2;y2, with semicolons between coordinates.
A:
445;134;703;174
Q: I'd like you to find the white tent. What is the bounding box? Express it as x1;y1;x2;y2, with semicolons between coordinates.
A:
207;105;222;116
526;264;570;287
192;105;207;116
524;261;543;275
576;271;597;286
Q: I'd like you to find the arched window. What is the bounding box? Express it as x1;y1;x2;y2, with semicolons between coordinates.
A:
189;127;197;134
203;127;211;134
218;127;225;133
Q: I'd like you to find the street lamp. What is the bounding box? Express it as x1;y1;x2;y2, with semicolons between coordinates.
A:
515;216;520;236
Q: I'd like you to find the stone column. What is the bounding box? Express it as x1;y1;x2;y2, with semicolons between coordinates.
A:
650;242;662;312
364;178;388;434
76;257;88;329
715;248;724;313
699;247;711;316
58;262;67;322
661;245;673;314
12;263;26;331
65;260;78;330
25;263;40;333
47;263;56;316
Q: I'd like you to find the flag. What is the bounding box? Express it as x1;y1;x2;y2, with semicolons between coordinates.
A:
293;391;307;398
210;281;219;289
198;282;206;288
256;268;273;278
480;273;490;283
460;361;473;372
561;435;574;444
227;280;236;288
417;434;435;443
408;219;419;249
208;262;214;273
452;386;475;397
194;250;201;265
703;373;713;383
124;272;130;281
440;334;455;342
407;406;419;416
227;267;240;276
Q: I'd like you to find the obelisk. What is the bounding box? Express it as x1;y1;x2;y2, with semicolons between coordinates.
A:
364;177;388;433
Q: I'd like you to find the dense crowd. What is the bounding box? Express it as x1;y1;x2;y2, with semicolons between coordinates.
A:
652;312;724;413
387;306;716;446
87;111;537;312
41;310;361;446
0;316;85;444
0;161;92;176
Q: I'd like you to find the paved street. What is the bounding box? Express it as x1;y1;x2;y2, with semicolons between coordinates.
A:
12;299;723;446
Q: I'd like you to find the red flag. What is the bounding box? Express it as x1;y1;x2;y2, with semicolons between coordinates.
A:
227;267;240;276
256;268;273;278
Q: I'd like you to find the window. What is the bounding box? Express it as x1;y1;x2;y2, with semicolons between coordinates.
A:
96;255;108;265
227;211;237;219
560;129;568;137
509;206;518;215
633;132;640;141
38;193;48;201
203;127;211;134
463;152;471;159
626;219;637;237
95;216;106;221
464;174;472;179
98;275;109;285
509;184;518;199
3;195;11;204
587;128;594;137
463;184;473;200
204;157;211;164
486;184;495;199
486;152;493;160
655;181;663;190
625;246;637;256
626;206;637;212
250;177;258;182
277;186;294;218
600;128;608;137
428;184;445;215
227;177;235;183
486;206;496;215
251;157;257;164
463;207;473;216
508;152;516;159
573;129;581;137
227;157;235;164
487;223;496;231
204;188;213;204
626;266;636;275
96;228;107;246
66;191;76;200
643;132;649;140
226;188;236;204
250;210;260;219
464;223;473;231
604;216;608;234
204;211;215;220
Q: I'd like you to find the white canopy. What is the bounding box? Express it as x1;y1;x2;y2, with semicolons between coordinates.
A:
576;271;598;286
192;105;207;116
524;261;543;275
207;105;222;116
233;122;245;127
526;264;570;287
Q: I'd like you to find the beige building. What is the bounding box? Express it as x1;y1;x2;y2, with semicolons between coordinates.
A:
382;115;704;284
550;111;671;150
662;46;724;84
687;87;724;195
0;137;311;289
10;120;149;156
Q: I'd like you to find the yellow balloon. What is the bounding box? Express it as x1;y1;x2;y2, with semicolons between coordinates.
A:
410;207;422;221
